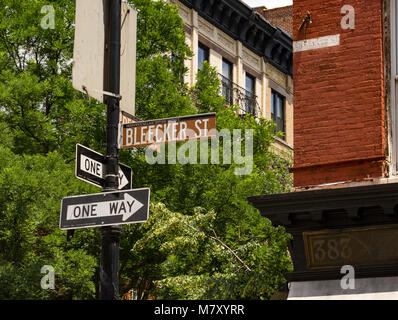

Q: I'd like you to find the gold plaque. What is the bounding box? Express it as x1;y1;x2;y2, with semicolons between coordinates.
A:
303;225;398;270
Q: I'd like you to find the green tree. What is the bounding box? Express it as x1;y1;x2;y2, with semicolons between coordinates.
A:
0;0;106;158
0;147;98;299
0;0;293;300
133;0;196;120
190;62;225;113
121;62;293;299
0;0;103;300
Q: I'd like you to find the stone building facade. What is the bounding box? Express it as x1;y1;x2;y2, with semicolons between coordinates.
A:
168;0;294;155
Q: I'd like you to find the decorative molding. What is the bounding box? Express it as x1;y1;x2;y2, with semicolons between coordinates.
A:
217;32;235;55
286;264;398;282
248;182;398;282
198;34;238;65
198;18;215;39
286;76;293;94
182;24;192;35
178;5;191;25
266;64;287;89
242;49;260;70
177;0;292;76
248;182;398;221
243;64;262;81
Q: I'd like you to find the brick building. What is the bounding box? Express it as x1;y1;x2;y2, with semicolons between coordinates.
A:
293;0;387;188
255;5;293;36
249;0;398;299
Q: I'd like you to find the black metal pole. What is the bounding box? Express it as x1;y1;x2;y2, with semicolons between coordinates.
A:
100;0;121;300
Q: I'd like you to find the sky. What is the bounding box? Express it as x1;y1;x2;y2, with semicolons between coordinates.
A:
241;0;292;9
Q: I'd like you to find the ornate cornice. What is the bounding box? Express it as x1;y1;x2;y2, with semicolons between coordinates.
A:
248;183;398;228
178;0;293;76
248;183;398;282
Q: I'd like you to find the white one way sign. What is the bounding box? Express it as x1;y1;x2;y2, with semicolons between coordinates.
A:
60;188;150;230
66;193;143;222
76;144;131;190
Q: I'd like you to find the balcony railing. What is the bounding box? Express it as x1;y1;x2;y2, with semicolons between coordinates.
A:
219;74;260;118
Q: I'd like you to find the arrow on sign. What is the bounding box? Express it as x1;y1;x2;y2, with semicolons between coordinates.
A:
76;144;132;190
118;167;130;190
66;193;143;222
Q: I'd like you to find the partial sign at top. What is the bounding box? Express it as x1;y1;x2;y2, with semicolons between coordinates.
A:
120;3;137;115
121;111;141;125
72;0;137;115
75;144;132;190
122;113;217;149
72;0;105;104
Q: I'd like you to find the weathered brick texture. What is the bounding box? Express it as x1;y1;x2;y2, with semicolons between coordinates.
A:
256;6;293;36
293;0;386;187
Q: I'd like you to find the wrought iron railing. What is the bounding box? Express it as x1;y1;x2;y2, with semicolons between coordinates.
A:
219;73;260;118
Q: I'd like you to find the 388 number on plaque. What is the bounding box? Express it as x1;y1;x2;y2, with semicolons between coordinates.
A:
303;225;398;269
312;237;352;262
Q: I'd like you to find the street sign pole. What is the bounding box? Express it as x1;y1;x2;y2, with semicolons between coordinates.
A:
101;0;121;300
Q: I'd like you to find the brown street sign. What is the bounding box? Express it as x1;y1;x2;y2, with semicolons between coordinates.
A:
122;113;216;149
120;111;160;152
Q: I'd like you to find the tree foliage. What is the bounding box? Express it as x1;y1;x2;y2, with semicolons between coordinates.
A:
0;147;98;299
133;0;195;120
122;61;293;299
0;0;293;300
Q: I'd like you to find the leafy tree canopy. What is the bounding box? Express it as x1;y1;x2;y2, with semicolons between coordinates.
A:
0;0;292;300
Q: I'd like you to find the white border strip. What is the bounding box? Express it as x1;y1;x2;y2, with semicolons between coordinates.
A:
293;34;340;53
289;291;398;300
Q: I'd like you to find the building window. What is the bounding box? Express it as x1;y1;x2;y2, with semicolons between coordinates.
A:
245;73;256;115
271;90;286;140
198;42;209;70
221;58;234;105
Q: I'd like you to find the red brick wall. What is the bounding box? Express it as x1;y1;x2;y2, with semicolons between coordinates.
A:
292;0;387;187
256;6;293;36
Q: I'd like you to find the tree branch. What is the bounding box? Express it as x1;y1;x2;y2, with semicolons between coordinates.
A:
210;228;252;272
183;221;252;272
0;30;23;72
